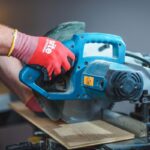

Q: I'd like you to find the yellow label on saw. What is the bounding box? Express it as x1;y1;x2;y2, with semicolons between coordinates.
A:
84;76;94;86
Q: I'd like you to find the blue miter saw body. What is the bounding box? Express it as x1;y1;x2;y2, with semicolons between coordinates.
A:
20;33;144;104
20;33;143;101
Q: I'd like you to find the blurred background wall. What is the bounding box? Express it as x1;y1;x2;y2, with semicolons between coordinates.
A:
0;0;150;149
0;0;150;53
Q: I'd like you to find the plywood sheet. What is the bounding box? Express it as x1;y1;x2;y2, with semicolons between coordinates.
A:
10;102;135;149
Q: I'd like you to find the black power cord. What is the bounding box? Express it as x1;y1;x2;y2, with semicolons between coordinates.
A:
126;52;150;68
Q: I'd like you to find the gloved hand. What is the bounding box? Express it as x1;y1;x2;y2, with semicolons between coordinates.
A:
28;37;75;77
12;32;75;78
25;95;43;113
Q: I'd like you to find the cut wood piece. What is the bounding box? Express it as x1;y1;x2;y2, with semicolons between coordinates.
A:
10;102;135;149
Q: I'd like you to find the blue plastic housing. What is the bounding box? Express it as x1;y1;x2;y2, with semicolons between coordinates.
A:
19;33;126;101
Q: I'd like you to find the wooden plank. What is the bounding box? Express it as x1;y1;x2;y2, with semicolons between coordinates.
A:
10;102;135;149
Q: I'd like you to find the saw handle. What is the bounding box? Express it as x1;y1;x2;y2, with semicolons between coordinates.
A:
28;57;74;82
63;33;126;64
19;65;75;100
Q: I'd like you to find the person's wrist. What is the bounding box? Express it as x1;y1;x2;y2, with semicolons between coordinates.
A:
8;29;18;57
0;26;14;55
12;32;39;63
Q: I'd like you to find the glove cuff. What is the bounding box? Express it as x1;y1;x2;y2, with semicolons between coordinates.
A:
25;96;43;113
12;31;39;63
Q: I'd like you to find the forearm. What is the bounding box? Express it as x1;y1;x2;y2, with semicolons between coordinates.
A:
0;56;33;103
0;24;14;55
0;56;43;112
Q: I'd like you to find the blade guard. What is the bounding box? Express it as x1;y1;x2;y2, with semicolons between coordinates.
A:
19;33;126;100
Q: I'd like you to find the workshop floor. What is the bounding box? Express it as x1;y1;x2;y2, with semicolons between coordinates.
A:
0;123;33;150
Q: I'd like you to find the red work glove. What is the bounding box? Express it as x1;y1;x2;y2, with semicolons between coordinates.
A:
28;37;75;77
25;96;43;113
13;32;75;79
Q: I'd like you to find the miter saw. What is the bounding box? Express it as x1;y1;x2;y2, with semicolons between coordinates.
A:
19;22;150;149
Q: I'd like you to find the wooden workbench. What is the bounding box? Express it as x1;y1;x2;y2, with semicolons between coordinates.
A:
10;102;135;149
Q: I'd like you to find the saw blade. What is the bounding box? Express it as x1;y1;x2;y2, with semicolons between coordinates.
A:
36;94;113;123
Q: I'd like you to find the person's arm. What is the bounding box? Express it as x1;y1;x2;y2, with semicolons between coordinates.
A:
0;24;75;77
0;56;30;102
0;56;33;103
0;24;15;55
0;56;43;112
